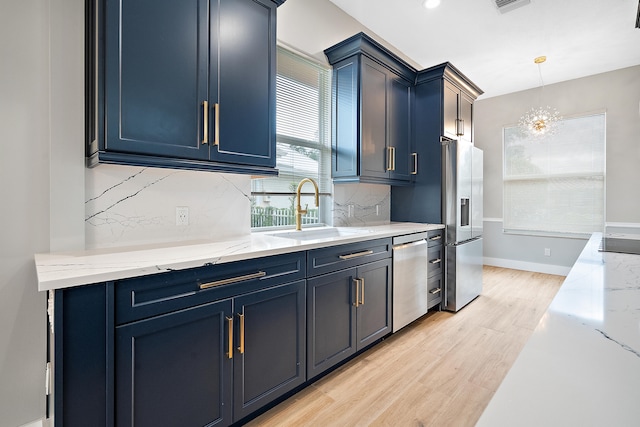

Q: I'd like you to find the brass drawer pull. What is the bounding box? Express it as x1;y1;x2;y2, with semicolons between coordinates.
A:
359;277;365;305
429;288;442;295
226;316;233;359
339;250;374;260
411;152;418;175
429;258;442;264
199;271;266;290
429;235;442;241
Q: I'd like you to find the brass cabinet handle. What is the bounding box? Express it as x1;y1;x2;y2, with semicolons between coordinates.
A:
456;118;464;136
387;146;396;171
429;288;442;295
392;146;396;171
353;278;360;307
202;101;209;145
339;250;374;260
359;277;365;305
411;153;418;175
213;103;220;146
429;258;442;264
429;235;442;241
238;313;245;354
226;316;233;359
199;271;266;290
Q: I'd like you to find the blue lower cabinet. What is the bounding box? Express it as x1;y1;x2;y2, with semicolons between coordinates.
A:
355;259;392;349
307;258;392;380
307;269;358;380
232;280;306;421
116;299;233;427
115;281;306;426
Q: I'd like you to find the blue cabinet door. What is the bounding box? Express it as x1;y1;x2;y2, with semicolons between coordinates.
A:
306;268;358;380
355;258;392;350
104;0;210;160
232;280;306;421
360;57;389;181
210;0;277;168
116;299;233;427
388;76;413;182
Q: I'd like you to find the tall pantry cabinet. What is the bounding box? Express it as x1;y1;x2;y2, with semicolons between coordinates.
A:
391;62;483;224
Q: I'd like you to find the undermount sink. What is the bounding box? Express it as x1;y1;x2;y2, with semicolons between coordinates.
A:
266;227;372;241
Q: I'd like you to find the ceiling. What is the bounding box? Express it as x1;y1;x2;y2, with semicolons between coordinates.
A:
328;0;640;99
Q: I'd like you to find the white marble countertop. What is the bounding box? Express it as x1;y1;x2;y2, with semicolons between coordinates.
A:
34;222;442;292
476;233;640;426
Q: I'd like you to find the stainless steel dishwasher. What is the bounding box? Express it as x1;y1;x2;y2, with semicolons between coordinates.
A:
392;232;428;332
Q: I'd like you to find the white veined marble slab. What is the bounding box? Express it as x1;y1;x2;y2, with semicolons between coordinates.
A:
476;233;640;427
35;222;441;292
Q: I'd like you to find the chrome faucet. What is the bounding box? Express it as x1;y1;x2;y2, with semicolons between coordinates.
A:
295;178;319;231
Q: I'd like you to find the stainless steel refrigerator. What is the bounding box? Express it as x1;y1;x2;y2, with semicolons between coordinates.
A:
441;136;483;312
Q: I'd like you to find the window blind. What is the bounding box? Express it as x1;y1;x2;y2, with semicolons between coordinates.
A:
503;112;605;236
251;47;332;228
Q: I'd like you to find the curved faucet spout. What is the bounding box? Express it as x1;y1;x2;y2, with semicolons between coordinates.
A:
295;178;319;231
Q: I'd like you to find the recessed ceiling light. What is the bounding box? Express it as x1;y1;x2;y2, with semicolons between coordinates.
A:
423;0;441;9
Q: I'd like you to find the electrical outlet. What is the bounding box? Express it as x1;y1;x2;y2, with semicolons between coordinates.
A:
376;204;380;216
348;205;354;218
544;248;551;257
176;206;189;226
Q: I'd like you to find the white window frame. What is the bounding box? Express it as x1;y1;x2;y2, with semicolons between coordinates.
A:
251;46;332;230
502;111;606;238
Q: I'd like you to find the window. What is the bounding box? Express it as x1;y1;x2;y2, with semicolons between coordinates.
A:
503;112;605;236
251;47;332;229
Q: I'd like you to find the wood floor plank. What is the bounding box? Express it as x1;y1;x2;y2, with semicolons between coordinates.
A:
246;266;564;427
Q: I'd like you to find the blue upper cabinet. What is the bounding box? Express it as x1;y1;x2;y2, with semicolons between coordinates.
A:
324;33;416;186
89;0;282;175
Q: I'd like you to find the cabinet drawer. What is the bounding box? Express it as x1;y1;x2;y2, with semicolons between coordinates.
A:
307;238;392;277
427;274;443;309
115;252;305;325
427;229;444;247
427;245;443;278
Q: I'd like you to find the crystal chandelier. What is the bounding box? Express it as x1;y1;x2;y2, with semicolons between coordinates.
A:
519;56;561;137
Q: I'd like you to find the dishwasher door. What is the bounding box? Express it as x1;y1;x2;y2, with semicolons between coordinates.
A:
392;233;428;332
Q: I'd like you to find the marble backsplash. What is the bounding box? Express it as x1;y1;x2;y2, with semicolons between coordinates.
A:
332;183;391;227
85;165;391;249
85;164;251;249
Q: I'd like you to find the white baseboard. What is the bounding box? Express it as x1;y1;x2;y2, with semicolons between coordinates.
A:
484;257;571;276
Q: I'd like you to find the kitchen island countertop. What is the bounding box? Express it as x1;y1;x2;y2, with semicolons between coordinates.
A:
34;222;442;291
476;233;640;426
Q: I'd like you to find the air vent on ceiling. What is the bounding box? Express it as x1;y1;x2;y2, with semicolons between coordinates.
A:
495;0;531;14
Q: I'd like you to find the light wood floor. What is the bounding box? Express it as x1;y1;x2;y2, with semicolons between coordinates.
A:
246;266;564;427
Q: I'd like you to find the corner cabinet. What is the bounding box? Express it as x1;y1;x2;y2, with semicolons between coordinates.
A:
87;0;285;175
324;33;416;185
391;62;483;224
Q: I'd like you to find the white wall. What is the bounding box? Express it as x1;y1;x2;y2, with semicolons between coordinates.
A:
475;65;640;273
1;1;52;426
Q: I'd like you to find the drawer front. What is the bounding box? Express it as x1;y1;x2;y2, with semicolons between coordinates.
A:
307;238;392;277
115;252;306;325
427;274;443;309
427;229;444;247
427;245;444;279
